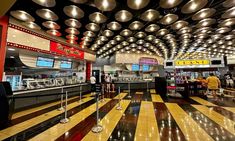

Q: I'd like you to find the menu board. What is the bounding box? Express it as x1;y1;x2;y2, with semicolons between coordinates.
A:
60;61;72;69
132;64;139;71
142;64;149;71
36;57;54;67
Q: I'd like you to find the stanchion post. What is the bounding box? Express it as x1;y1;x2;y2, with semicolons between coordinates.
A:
116;87;122;110
91;91;103;133
79;85;83;102
147;81;149;92
127;82;131;98
60;91;69;123
58;87;64;111
100;84;105;102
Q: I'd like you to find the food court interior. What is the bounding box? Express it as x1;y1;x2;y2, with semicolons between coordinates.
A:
0;0;235;141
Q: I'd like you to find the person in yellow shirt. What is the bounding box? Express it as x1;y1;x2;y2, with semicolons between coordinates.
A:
206;73;221;99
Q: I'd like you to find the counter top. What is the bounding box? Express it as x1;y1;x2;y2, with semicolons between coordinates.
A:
13;83;89;95
114;81;154;83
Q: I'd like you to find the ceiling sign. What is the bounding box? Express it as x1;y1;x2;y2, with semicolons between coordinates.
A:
139;57;158;65
50;41;84;59
175;60;210;66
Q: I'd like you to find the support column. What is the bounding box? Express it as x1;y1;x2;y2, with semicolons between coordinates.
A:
0;16;9;81
86;62;91;82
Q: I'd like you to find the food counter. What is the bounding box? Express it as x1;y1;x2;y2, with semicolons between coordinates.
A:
114;81;155;90
11;83;91;111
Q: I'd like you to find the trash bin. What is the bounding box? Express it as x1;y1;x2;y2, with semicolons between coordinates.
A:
0;82;14;129
155;77;167;99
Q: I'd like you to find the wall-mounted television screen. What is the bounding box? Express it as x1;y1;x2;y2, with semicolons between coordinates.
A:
211;60;222;65
36;57;54;67
132;64;139;71
166;62;173;66
60;61;72;69
142;64;149;71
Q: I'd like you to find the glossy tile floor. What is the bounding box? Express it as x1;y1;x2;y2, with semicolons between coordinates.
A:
1;90;235;141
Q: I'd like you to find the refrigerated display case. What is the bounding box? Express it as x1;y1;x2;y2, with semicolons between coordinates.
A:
4;75;22;91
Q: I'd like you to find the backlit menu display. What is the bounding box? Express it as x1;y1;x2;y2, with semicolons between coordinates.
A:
36;57;54;67
142;64;149;71
60;61;72;69
132;64;139;71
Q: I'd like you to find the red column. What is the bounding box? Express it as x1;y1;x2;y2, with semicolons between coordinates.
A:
0;16;9;81
86;62;91;82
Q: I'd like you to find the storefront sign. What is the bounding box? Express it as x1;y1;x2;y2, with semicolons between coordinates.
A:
50;41;84;59
139;57;158;65
175;60;210;66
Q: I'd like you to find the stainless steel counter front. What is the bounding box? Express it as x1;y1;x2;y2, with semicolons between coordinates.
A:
13;83;88;95
114;81;155;90
11;83;91;111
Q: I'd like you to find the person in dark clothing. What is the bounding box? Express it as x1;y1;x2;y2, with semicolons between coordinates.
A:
101;72;106;93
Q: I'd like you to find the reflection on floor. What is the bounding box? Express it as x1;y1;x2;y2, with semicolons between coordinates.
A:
1;89;235;141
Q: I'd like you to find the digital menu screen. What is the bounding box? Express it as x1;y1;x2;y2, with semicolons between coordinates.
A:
132;64;139;71
60;61;72;69
142;64;149;71
36;57;54;67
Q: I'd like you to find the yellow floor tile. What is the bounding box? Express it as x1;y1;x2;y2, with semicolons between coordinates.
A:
134;101;160;141
29;98;111;141
223;107;235;114
150;89;156;94
123;90;129;93
136;92;144;95
192;104;235;135
151;94;163;103
113;93;127;99
12;96;79;119
166;103;214;141
190;96;216;106
0;97;94;141
82;100;131;141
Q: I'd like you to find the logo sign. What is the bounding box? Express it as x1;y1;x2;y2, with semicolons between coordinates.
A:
175;60;210;66
139;57;158;65
50;41;84;59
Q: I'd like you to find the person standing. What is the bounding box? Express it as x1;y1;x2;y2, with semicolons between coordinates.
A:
90;75;96;95
206;73;221;100
105;73;112;93
101;72;106;94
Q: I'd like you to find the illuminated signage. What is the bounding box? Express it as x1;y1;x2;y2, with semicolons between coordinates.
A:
139;57;158;65
50;41;84;59
175;60;210;66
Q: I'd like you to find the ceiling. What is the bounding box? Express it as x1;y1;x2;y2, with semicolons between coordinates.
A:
7;0;235;60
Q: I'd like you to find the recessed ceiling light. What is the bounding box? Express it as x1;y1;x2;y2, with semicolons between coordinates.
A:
181;0;208;14
115;10;133;22
160;0;182;9
10;10;35;22
89;12;107;24
127;0;150;10
65;19;81;28
32;0;56;7
36;9;58;21
63;5;84;19
94;0;116;11
23;22;41;30
140;9;160;21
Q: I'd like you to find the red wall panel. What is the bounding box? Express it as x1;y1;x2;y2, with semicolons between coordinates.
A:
0;16;9;81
